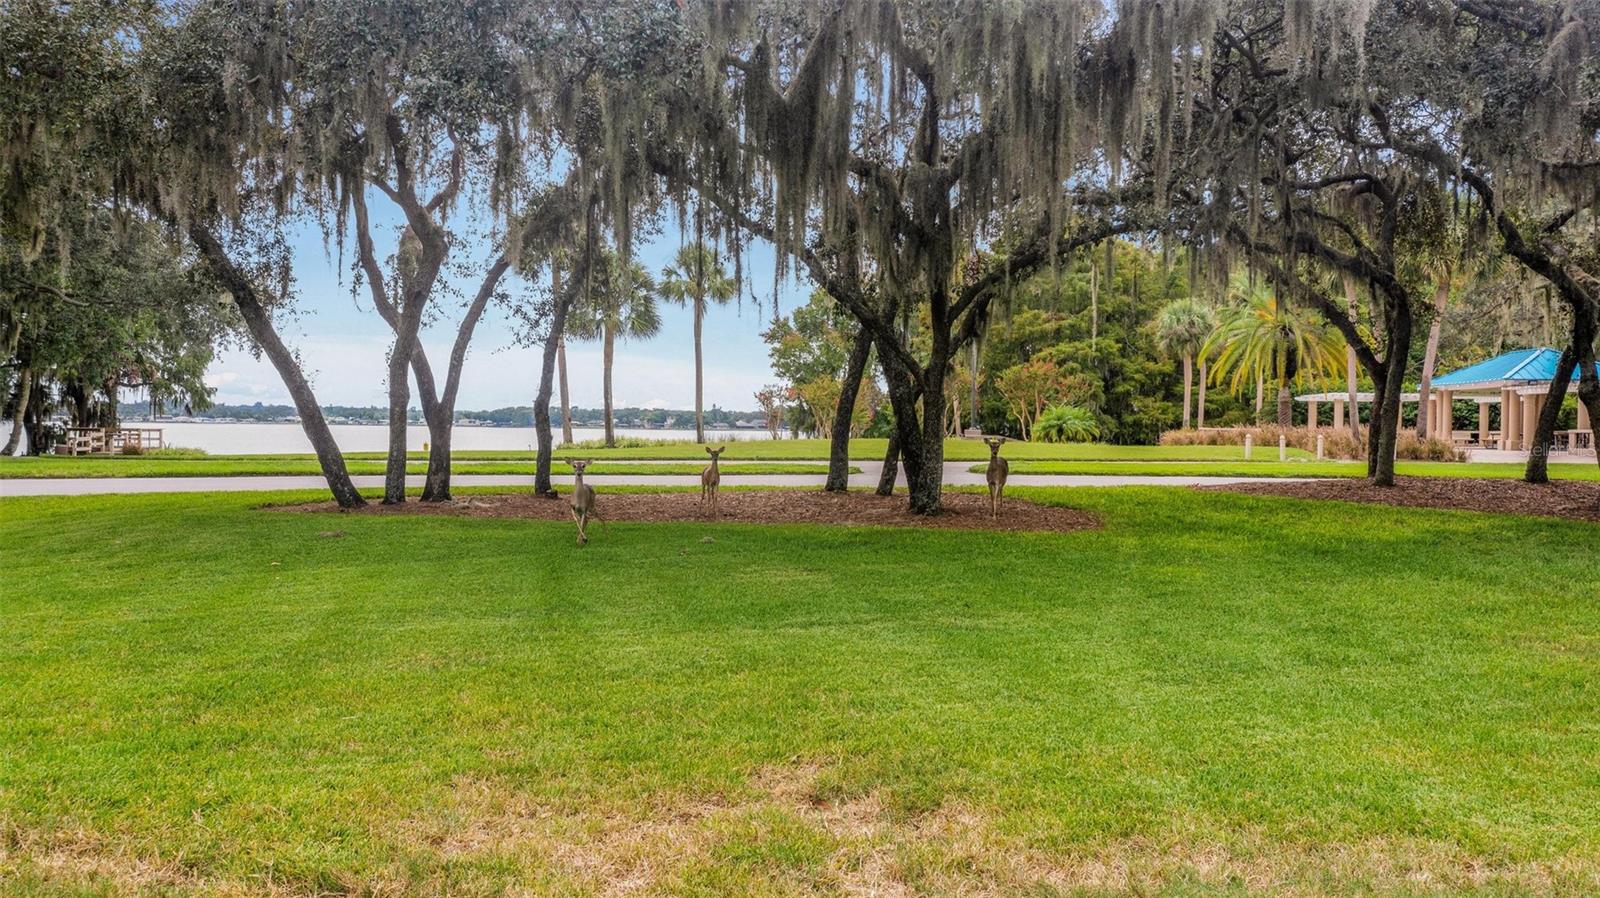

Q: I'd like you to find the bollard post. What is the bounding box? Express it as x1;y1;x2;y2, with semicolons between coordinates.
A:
1278;435;1287;461
1316;434;1325;460
1244;434;1254;460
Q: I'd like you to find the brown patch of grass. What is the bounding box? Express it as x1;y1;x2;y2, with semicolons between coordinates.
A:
0;822;288;897
271;490;1101;534
389;765;1600;897
9;772;1600;896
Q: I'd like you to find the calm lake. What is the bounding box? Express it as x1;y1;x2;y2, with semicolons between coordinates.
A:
117;422;775;455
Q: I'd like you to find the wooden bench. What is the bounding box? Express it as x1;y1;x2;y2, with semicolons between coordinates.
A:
54;427;164;455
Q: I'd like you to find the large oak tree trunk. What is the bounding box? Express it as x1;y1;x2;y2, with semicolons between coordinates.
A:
409;355;447;501
826;325;873;492
879;352;924;500
422;257;509;502
1528;303;1600;481
908;360;947;515
190;224;364;508
383;319;419;504
1525;344;1576;484
876;431;900;496
1370;304;1414;486
2;367;31;456
535;263;576;497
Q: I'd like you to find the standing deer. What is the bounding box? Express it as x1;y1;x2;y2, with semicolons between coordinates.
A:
700;445;726;515
983;437;1009;517
569;460;603;545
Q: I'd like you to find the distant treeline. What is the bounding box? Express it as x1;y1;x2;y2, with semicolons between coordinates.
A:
119;400;762;427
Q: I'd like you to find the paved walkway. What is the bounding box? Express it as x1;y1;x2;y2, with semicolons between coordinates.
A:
0;462;1306;497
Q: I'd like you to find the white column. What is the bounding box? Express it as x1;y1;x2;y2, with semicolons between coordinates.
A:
1307;399;1319;430
1504;389;1519;450
1438;390;1452;440
1477;401;1491;446
1333;398;1346;431
1522;391;1539;454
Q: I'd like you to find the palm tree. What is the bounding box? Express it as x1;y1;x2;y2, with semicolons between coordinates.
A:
1204;278;1346;427
658;243;738;443
1155;298;1215;430
1402;186;1496;439
568;250;662;447
1035;404;1100;443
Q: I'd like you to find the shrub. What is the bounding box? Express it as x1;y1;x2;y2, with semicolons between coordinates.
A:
1395;432;1467;462
1035;405;1101;443
1161;425;1467;462
1161;425;1363;460
145;446;208;458
560;434;755;450
120;443;144;456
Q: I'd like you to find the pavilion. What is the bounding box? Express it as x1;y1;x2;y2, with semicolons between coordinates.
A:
1295;347;1596;455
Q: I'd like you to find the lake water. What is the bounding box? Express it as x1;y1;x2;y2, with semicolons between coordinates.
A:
86;422;775;455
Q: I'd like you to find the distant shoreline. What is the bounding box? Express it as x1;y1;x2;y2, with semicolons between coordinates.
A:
121;418;769;430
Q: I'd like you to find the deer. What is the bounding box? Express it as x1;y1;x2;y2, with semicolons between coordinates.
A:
983;437;1009;518
700;445;726;515
569;460;603;545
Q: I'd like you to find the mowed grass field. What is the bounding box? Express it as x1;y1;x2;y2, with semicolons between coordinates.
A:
3;488;1599;896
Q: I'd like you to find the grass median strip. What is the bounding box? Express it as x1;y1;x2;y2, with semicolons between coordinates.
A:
982;459;1600;480
0;458;854;479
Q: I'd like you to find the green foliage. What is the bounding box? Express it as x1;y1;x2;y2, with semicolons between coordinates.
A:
763;289;855;387
2;209;240;441
658;243;738;312
567;248;662;343
971;241;1218;442
1155;298;1215;360
762;289;868;435
1203;278;1347;424
1033;404;1101;443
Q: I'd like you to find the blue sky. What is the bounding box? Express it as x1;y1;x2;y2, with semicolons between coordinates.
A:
206;192;814;412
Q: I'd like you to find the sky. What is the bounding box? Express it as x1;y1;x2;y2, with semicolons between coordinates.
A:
204;191;816;413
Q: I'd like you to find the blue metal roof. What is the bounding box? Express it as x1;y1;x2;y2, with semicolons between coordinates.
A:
1432;347;1600;388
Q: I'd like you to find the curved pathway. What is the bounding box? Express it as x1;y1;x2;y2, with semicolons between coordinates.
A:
0;461;1306;497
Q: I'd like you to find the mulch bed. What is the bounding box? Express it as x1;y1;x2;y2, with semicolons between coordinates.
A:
274;490;1099;533
1204;476;1600;523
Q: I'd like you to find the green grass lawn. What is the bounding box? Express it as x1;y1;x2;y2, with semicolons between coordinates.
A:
989;459;1600;480
0;457;850;478
3;487;1598;895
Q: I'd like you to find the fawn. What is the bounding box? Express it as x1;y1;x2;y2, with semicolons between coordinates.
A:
569;460;603;545
700;445;726;515
984;437;1009;517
